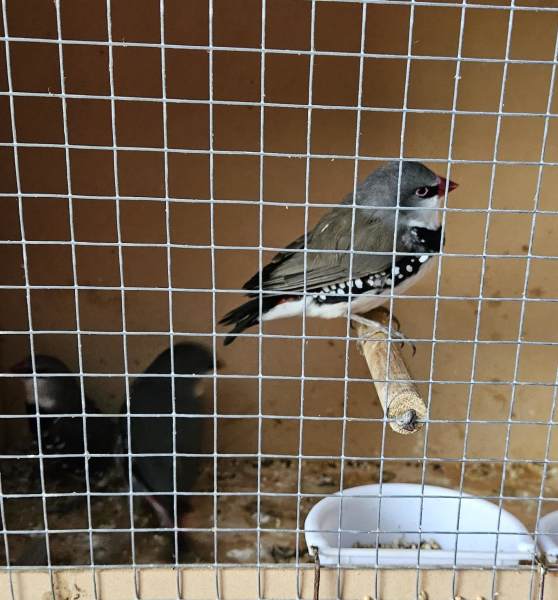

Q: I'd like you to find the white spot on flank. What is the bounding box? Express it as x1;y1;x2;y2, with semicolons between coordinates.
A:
386;278;392;285
322;286;330;292
336;288;345;295
355;278;363;289
339;282;346;289
319;293;327;301
419;255;429;263
393;266;400;275
398;274;404;279
406;264;413;273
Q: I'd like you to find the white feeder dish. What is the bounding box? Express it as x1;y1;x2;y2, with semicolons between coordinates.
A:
536;511;558;562
304;483;535;567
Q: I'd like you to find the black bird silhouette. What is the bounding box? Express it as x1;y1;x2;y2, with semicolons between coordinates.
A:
120;343;214;548
11;354;118;487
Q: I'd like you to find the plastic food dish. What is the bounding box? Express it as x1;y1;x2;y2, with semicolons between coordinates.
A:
304;483;535;567
536;511;558;562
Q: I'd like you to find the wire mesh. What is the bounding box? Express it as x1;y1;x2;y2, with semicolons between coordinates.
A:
1;0;558;599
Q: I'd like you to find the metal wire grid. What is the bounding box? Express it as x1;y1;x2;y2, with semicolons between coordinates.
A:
1;1;558;600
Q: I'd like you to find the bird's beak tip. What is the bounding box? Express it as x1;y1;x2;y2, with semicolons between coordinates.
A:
438;176;458;195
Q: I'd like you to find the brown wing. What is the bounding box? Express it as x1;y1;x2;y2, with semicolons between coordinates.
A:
244;209;396;293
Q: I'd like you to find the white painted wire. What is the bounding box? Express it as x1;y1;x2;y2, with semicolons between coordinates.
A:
53;1;99;597
294;3;316;598
370;4;417;593
0;474;15;600
256;2;266;598
335;4;368;599
435;3;468;597
1;2;56;597
158;3;184;598
206;3;222;599
105;2;140;597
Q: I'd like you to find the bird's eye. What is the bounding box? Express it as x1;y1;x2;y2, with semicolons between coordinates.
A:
415;187;429;197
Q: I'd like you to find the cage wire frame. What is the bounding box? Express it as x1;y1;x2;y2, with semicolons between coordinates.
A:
1;0;558;599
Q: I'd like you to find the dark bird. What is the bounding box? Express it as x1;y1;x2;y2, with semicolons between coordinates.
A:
220;161;458;344
120;343;214;548
14;535;48;567
10;354;118;487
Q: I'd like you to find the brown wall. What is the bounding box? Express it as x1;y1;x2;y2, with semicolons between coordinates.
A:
1;0;558;464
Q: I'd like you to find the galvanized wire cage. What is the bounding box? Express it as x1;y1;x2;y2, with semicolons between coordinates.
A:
1;0;558;599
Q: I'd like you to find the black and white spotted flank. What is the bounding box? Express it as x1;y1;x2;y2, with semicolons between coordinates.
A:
311;226;442;305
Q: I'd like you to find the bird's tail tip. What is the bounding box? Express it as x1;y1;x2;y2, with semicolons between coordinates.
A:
218;311;241;344
223;335;237;346
218;298;264;346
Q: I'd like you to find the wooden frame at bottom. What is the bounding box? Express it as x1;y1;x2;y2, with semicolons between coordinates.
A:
0;567;555;600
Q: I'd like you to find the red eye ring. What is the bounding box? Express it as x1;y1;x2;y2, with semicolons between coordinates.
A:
415;187;429;197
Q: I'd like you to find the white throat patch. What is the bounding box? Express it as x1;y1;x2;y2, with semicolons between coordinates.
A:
404;195;441;229
23;378;58;410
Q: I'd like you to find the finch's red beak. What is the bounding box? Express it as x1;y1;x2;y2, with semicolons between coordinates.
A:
438;176;458;196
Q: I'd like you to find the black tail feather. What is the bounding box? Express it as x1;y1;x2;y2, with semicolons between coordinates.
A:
219;296;282;345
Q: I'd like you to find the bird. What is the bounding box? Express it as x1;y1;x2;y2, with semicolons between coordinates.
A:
220;161;458;345
119;342;215;552
10;354;118;487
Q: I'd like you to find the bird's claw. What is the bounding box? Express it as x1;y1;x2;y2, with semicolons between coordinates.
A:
351;315;416;355
373;306;401;331
395;330;416;357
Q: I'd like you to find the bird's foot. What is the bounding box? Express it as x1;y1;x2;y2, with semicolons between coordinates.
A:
351;314;416;356
368;305;401;329
351;314;404;339
350;306;402;331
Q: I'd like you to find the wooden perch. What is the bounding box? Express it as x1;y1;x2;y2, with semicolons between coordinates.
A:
353;308;427;435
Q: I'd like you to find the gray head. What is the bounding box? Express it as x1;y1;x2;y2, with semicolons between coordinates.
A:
354;161;458;229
